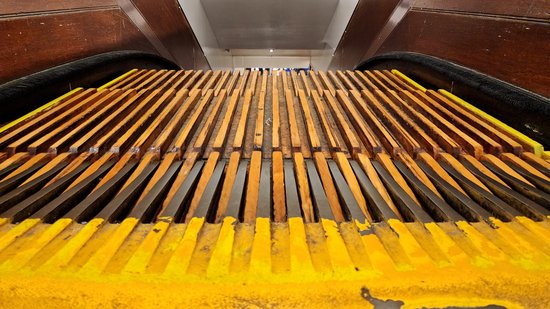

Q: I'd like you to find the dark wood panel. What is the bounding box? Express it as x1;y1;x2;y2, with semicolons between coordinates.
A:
412;0;550;19
131;0;210;69
328;0;401;70
0;0;116;15
374;10;550;97
0;9;156;84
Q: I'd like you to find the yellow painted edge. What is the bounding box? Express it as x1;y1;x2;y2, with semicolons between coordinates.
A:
123;219;172;274
0;218;41;252
391;69;427;92
0;88;83;134
41;218;104;270
288;217;315;273
207;216;236;278
249;217;272;275
165;217;204;276
97;69;138;90
1;218;72;270
80;218;139;274
543;151;550;160
439;89;544;156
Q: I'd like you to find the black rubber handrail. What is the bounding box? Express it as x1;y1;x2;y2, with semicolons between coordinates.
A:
0;50;179;124
356;52;550;148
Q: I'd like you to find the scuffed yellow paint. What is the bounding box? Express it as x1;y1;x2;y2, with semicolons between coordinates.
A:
0;219;548;308
0;218;40;252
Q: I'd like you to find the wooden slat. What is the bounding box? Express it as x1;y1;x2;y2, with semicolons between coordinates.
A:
215;151;241;222
299;70;312;97
119;70;157;90
147;89;194;155
171;90;223;156
272;151;286;222
309;71;324;94
214;71;231;96
108;90;174;155
243;151;262;222
313;152;345;222
413;90;503;156
236;70;250;96
336;90;383;155
297;90;321;151
354;71;378;90
369;90;441;157
181;70;203;91
318;71;337;97
171;70;194;90
364;71;391;91
426;90;523;155
348;90;401;156
272;89;281;151
253;91;266;150
212;90;241;151
234;90;253;151
334;152;371;221
345;70;367;90
399;90;484;159
224;71;240;95
247;70;259;95
324;91;362;155
311;90;341;152
290;70;301;97
201;71;221;96
191;90;227;153
185;151;221;222
284;89;302;152
328;71;349;95
293;152;314;222
191;70;213;94
5;90;107;155
336;70;358;92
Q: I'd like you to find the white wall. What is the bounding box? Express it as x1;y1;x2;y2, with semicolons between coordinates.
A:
233;56;310;69
180;0;357;69
311;0;359;70
177;0;232;69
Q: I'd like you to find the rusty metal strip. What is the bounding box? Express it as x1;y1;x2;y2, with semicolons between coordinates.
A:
32;161;115;223
283;160;301;218
225;160;248;220
327;160;364;222
417;161;490;222
129;161;184;222
394;160;464;222
96;161;159;223
350;160;398;222
257;159;272;219
159;161;205;220
305;159;332;221
372;160;432;223
0;161;69;216
3;162;90;223
67;161;138;223
194;161;226;220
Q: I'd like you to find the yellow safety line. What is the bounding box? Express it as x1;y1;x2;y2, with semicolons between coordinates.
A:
391;69;427;92
440;89;544;157
0;88;83;134
97;69;138;90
